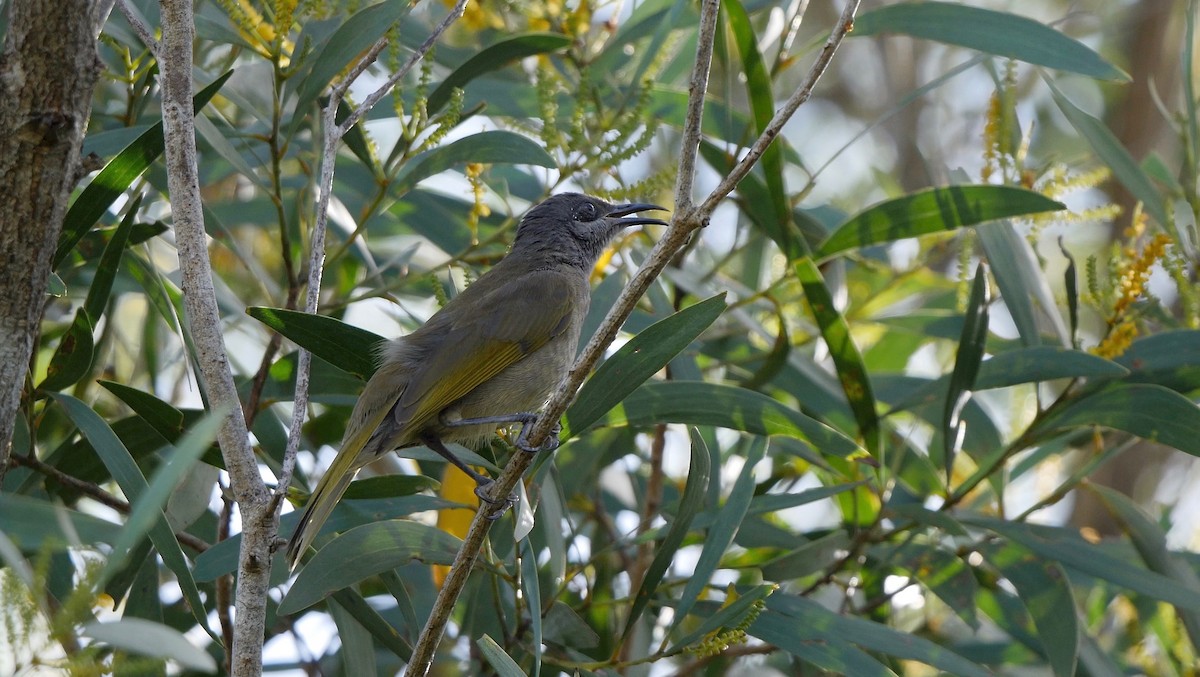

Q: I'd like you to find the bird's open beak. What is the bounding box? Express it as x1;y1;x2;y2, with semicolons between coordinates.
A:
607;202;670;228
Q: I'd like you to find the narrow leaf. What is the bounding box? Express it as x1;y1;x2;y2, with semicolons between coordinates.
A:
622;428;711;641
37;309;94;392
55;72;231;267
477;634;526;677
279;521;462;614
795;257;880;460
817;185;1064;260
392;130;555;196
428;33;572;113
565;294;726;436
1032;383;1200;457
766;593;991;676
84;194;141;323
82;618;217;673
288;0;411;131
854;2;1127;81
248;306;385;379
96;409;225;589
943;264;989;477
984;541;1079;677
600;381;864;459
1048;80;1168;228
50;394;216;640
669;438;766;630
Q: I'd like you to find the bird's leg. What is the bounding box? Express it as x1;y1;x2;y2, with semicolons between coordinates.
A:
441;412;561;454
420;435;516;519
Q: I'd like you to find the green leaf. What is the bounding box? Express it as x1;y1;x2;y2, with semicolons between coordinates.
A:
37;309;94;392
98;381;187;440
55;72;232;267
816;185;1064;259
1048;80;1168;228
288;0;412;131
82;618;217;673
543;601;600;649
622;428;710;641
329;600;379;677
943;264;989;476
278;520;462;614
1116;330;1200;392
765;593;991;676
565;294;726;436
1033;383;1200;457
196;493;461;581
247;306;385;379
983;541;1079;677
50;394;217;640
329;588;414;660
96;409;225;589
600;381;864;459
477;634;526;677
795;257;880;460
1088;484;1200;649
670;437;766;630
853;2;1127;81
975;347;1127;389
875;541;979;630
751;611;898;676
428;33;572;113
725;0;796;257
966;516;1200;608
977;219;1067;346
84;195;140;323
392;130;556;196
0;494;121;549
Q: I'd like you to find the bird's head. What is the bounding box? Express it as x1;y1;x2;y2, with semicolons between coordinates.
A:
512;193;669;268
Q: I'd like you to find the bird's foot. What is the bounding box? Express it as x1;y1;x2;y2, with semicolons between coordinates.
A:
473;480;517;520
515;420;561;454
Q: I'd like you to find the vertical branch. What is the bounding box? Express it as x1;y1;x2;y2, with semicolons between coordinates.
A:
157;1;272;674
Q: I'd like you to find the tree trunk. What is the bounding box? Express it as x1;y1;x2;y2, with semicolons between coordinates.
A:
0;0;115;483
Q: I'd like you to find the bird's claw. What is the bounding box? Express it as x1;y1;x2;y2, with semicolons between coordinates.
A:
515;421;562;454
474;480;517;520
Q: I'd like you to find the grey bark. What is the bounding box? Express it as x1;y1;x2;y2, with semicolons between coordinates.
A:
0;0;115;484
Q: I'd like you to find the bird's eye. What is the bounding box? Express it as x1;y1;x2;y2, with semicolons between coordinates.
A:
575;203;598;221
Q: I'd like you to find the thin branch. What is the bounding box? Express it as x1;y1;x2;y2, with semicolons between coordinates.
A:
405;1;862;672
116;0;160;57
10;453;129;513
8;454;211;552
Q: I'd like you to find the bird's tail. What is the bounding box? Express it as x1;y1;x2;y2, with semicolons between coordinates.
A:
286;461;359;571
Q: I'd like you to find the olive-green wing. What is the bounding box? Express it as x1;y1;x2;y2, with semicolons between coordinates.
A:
396;270;577;434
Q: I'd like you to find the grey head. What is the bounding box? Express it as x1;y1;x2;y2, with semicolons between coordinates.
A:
511;193;669;269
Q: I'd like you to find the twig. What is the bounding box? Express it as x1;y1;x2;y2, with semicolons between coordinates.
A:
158;2;270;674
116;0;160;57
404;0;862;672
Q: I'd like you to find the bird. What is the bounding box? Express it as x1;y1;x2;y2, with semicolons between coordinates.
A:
286;193;668;569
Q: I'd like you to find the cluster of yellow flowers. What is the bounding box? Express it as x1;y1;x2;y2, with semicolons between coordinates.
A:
1091;230;1172;359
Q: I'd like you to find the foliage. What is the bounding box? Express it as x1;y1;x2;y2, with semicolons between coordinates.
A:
3;0;1200;674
